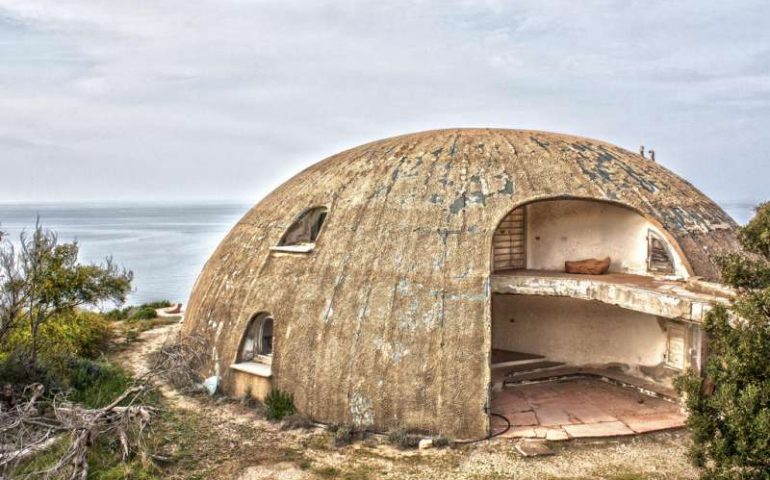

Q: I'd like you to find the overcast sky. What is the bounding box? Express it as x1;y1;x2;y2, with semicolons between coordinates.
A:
0;1;767;211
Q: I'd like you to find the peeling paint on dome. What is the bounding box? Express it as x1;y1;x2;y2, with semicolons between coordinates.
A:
182;128;740;439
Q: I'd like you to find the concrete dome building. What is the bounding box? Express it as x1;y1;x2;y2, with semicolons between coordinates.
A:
182;129;739;439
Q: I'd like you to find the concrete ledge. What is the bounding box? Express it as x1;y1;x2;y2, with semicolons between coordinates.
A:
269;244;314;254
491;271;730;322
230;362;272;378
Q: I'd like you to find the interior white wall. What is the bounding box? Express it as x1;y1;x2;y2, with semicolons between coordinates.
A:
524;199;688;277
492;294;668;368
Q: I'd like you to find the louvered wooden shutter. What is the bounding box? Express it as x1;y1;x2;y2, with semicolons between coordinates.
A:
493;207;527;271
647;230;674;274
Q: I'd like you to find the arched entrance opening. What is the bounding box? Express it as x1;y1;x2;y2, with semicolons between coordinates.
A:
487;198;699;440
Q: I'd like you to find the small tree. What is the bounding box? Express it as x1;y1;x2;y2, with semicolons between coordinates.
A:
0;221;133;373
677;202;770;479
0;237;25;344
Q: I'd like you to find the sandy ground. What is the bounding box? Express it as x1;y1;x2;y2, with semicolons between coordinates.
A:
113;323;700;480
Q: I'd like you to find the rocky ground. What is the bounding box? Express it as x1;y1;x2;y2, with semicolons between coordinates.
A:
112;322;700;480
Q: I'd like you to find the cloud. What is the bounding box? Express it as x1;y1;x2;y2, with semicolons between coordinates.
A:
0;0;767;206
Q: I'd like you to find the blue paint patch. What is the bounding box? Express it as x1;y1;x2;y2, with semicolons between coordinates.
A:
498;179;514;195
449;196;466;214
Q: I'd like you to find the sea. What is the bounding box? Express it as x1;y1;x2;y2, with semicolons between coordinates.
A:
0;202;250;306
0;201;759;307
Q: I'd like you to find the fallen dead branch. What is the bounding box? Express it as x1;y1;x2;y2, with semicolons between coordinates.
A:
41;386;152;480
0;333;209;478
0;383;52;470
148;333;210;392
0;382;156;479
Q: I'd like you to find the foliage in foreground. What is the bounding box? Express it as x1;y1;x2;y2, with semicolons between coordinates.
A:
68;358;136;408
7;380;165;480
264;389;296;420
676;201;770;479
0;222;132;374
106;301;172;322
386;428;423;449
0;310;113;385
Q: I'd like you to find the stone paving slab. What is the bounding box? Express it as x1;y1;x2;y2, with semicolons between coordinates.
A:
508;411;538;426
562;420;636;438
491;377;686;441
545;428;570;441
503;426;536;438
619;412;686;433
534;406;575;426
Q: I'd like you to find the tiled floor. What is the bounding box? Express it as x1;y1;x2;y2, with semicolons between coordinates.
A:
491;378;686;440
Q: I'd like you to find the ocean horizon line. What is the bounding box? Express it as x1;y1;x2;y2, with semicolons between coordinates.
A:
0;199;252;208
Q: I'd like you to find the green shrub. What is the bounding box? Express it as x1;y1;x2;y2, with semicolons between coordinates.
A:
264;389;296;420
3;310;112;360
314;466;340;478
105;307;130;321
0;310;113;385
141;300;172;309
676;201;770;479
68;358;134;408
334;425;354;447
129;305;157;321
106;301;170;322
386;428;423;449
432;435;452;448
0;348;52;389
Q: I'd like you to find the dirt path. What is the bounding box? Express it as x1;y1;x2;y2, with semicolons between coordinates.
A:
113;323;700;480
115;321;179;377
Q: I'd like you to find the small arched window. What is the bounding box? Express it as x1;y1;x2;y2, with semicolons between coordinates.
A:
237;313;274;364
278;206;328;247
647;230;674;274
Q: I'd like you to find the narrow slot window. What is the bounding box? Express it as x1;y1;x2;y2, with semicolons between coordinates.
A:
278;206;328;247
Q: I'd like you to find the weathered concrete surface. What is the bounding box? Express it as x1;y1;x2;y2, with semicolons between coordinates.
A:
182;129;739;438
231;370;272;401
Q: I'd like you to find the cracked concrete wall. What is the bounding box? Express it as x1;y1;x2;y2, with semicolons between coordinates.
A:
182;129;739;438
